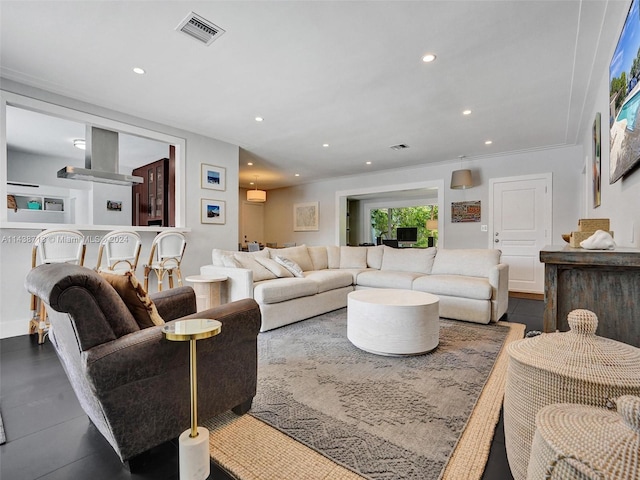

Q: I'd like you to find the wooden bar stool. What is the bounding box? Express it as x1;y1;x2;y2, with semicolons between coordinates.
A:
95;230;142;275
29;229;86;343
143;231;187;291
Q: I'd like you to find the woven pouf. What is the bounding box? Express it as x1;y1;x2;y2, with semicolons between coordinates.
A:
504;309;640;480
527;395;640;479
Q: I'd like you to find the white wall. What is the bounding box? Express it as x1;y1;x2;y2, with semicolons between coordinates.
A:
264;146;584;249
91;183;131;226
0;80;239;338
580;67;640;247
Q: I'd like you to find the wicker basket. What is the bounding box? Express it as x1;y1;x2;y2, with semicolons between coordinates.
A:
504;310;640;480
527;395;640;480
578;218;610;232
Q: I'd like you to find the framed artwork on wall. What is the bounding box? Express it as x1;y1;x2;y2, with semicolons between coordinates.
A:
609;0;640;184
201;163;226;191
201;198;226;224
293;202;319;231
593;112;601;208
451;201;481;223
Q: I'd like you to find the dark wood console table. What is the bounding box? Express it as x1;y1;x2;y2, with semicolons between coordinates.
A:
540;245;640;347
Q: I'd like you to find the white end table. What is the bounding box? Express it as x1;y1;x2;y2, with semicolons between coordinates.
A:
185;275;227;312
163;318;221;480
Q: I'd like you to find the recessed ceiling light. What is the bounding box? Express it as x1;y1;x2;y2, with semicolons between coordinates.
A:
133;67;145;75
249;181;255;185
295;173;300;177
73;139;86;150
322;143;329;148
255;116;264;122
485;140;493;145
247;162;253;166
422;53;437;63
366;161;372;165
462;110;472;115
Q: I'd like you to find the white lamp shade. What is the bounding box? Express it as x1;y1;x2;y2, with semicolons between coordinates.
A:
247;189;266;202
450;169;473;189
426;219;439;230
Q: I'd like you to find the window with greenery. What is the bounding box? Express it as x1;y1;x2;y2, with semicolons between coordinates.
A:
371;205;438;247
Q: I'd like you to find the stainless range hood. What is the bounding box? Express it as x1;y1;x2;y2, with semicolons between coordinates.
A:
57;126;144;185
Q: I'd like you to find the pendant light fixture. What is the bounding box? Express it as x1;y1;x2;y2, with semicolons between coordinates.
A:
426;206;438;231
247;176;266;202
450;155;473;189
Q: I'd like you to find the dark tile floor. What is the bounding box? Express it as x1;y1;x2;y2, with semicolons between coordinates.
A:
0;296;543;480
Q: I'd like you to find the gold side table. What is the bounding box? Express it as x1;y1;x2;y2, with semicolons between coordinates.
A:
163;318;221;480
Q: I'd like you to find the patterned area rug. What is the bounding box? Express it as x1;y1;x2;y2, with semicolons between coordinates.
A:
205;308;524;480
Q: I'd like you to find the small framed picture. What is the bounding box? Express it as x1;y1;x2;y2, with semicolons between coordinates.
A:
106;200;122;211
293;202;319;231
201;163;226;191
201;199;226;224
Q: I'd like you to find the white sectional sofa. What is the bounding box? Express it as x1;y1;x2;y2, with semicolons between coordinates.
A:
200;245;509;332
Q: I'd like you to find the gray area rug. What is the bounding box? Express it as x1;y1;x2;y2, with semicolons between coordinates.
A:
250;308;510;480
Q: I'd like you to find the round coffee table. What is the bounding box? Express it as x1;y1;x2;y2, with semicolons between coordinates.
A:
347;289;440;356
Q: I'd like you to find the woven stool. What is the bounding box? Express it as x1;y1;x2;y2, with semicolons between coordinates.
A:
504;309;640;480
527;395;640;479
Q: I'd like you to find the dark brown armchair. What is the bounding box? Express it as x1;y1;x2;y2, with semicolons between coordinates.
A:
25;263;261;465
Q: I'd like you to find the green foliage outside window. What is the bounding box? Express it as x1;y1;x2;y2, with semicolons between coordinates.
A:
371;205;438;247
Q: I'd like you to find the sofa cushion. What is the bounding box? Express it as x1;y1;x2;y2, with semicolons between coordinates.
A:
230;252;278;282
212;247;268;266
304;270;354;293
308;246;328;270
412;274;492;300
356;270;424;290
253;277;318;304
221;254;241;268
327;246;340;269
380;246;436;274
266;245;314;272
431;249;500;278
100;272;164;329
255;257;294;278
274;256;304;277
340;246;368;269
366;245;384;269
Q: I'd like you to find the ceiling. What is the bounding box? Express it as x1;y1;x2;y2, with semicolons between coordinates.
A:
0;1;629;190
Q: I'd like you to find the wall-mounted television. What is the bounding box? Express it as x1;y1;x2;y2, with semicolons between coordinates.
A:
609;0;640;184
396;227;418;243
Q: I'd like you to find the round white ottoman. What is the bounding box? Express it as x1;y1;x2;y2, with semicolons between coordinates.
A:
347;289;440;356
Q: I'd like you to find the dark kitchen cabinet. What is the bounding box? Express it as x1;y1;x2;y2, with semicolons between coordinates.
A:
132;158;170;227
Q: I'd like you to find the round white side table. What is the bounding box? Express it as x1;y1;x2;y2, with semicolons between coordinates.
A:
347;288;440;356
163;318;221;480
185;275;227;312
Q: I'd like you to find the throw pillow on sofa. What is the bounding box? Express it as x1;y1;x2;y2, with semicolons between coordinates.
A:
339;246;368;269
255;257;294;278
380;246;436;274
274;256;304;277
99;272;164;329
266;245;314;272
211;247;268;266
431;248;500;277
230;253;277;282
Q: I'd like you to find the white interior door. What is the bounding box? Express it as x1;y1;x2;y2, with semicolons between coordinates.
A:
241;201;264;246
489;173;551;293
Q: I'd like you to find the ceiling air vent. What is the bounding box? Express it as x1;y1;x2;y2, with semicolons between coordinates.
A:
176;12;225;46
389;144;410;150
